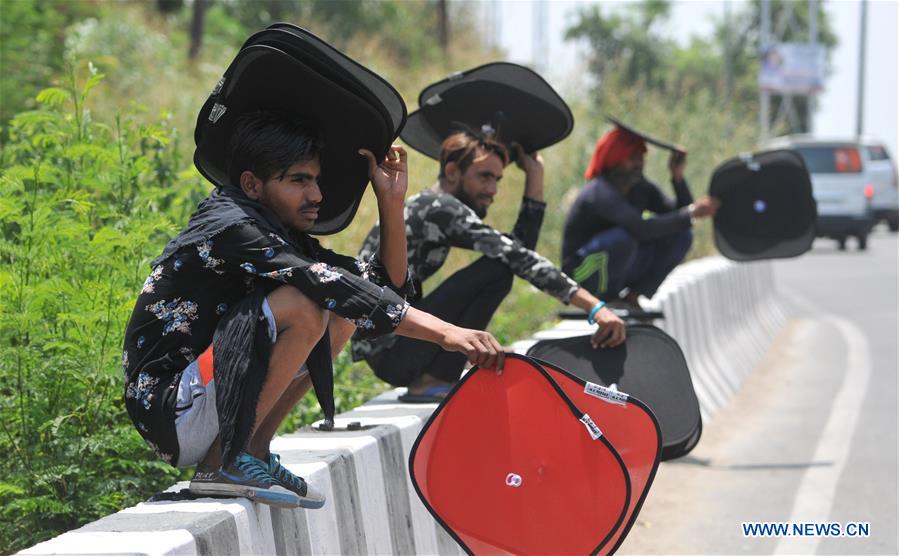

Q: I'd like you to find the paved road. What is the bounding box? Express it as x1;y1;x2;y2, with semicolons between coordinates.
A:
618;226;897;555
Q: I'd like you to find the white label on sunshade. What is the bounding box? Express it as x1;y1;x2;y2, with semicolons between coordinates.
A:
580;414;603;440
584;382;629;405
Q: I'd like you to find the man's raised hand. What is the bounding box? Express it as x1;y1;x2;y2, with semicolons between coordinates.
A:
668;151;687;182
512;143;544;176
360;145;408;206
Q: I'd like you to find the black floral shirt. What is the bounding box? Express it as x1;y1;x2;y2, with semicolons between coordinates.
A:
122;222;411;464
351;189;578;361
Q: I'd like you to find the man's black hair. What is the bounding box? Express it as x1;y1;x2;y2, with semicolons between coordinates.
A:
227;111;324;188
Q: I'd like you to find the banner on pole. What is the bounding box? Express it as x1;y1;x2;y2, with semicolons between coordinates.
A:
759;43;825;94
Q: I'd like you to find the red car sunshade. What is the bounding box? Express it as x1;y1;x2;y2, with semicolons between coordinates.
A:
409;355;633;555
534;358;662;554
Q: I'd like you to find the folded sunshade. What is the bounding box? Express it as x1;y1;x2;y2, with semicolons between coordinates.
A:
401;62;573;160
194;26;406;235
410;355;632;555
605;115;687;154
709;149;817;260
527;325;701;461
532;357;662;554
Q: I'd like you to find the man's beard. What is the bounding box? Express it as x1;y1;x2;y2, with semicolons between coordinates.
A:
456;188;489;218
606;166;643;193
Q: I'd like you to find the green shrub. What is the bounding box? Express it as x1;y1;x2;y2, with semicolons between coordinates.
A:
0;64;207;553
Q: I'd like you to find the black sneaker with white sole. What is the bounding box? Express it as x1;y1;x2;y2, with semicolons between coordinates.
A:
267;452;326;509
189;452;300;509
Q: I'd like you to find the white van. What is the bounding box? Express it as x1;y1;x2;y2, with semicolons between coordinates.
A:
864;143;899;232
766;135;897;250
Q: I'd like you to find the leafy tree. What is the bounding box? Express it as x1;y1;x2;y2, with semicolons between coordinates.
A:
565;0;838;133
565;0;673;92
0;0;97;128
216;0;447;65
715;0;838;131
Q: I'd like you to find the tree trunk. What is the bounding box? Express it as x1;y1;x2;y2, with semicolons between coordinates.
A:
436;0;449;53
188;0;210;60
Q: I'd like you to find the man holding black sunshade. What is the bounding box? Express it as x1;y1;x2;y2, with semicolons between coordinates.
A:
562;118;720;310
351;63;625;402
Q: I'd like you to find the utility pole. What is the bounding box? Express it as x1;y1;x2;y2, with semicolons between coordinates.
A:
856;0;868;137
807;0;818;134
188;0;209;60
437;0;449;55
724;0;732;100
760;0;771;142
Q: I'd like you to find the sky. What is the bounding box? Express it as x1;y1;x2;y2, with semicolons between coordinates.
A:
485;0;898;157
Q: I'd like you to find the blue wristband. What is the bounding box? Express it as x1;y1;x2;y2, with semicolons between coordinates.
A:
587;301;606;325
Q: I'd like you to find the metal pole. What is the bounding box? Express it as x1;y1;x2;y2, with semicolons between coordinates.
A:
807;0;818;134
760;0;771;142
856;0;868;137
724;0;732;99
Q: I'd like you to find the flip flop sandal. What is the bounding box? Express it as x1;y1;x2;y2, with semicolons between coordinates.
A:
399;385;452;403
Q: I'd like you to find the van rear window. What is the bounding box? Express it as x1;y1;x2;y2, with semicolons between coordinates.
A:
867;145;892;161
795;146;863;173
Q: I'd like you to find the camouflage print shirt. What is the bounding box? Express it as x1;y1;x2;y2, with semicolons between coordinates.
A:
351;188;578;361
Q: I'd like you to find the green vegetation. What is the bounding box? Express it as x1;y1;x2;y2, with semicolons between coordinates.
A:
0;0;832;551
0;64;197;551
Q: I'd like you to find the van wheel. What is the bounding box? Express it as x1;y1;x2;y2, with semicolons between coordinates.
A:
857;234;868;250
889;218;899;232
837;237;847;250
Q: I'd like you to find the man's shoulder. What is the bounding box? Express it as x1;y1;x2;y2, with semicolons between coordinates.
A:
635;176;663;192
577;176;616;201
408;189;472;219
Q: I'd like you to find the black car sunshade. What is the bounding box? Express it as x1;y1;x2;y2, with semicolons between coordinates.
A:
606;116;686;154
527;325;701;460
194;25;406;235
709;149;817;261
410;354;637;555
401;62;573;160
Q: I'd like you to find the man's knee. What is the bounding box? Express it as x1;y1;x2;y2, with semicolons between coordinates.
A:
579;227;638;262
594;229;639;273
476;257;514;295
266;286;328;338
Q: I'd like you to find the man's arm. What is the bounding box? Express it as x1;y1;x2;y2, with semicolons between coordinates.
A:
514;144;545;203
510;145;547;250
437;198;578;302
568;288;626;348
360;146;408;289
394;307;505;370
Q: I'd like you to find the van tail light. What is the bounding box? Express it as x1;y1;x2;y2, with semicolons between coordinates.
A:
835;147;862;172
864;184;875;199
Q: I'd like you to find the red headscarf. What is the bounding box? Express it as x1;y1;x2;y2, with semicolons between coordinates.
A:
584;128;647;179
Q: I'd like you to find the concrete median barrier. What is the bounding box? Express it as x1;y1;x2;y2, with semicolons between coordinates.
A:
21;256;784;555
